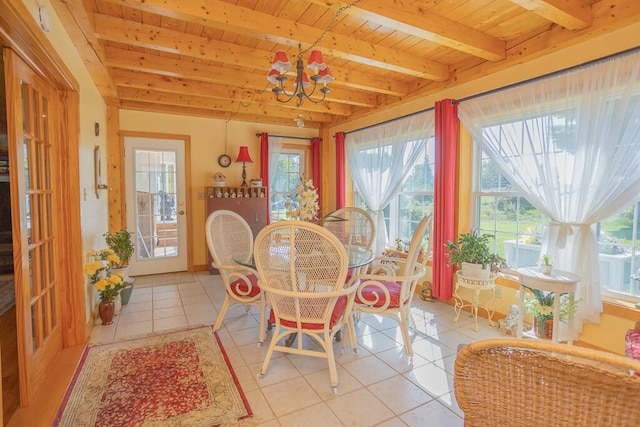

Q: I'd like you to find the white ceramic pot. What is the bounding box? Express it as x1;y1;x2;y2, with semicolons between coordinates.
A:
541;264;553;275
460;262;491;279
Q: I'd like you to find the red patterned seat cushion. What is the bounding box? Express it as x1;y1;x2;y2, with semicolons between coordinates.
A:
280;296;347;330
355;280;401;308
229;274;261;297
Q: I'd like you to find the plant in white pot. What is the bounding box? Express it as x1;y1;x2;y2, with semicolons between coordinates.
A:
444;232;498;279
103;229;135;304
540;253;553;274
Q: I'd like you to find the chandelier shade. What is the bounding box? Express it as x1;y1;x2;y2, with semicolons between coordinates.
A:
271;51;291;73
266;45;331;106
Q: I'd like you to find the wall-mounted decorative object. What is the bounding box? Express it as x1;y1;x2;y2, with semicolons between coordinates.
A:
94;146;110;198
213;172;226;187
217;120;232;168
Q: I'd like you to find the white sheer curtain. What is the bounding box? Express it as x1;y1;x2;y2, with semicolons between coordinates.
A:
459;49;640;338
346;112;435;255
269;135;282;222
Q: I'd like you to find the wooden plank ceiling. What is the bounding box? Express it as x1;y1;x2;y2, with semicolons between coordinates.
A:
54;0;639;129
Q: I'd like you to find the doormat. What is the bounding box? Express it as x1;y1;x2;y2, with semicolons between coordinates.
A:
132;271;196;288
0;274;15;316
52;327;254;427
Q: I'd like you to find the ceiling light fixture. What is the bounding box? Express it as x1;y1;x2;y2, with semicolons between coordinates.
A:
266;0;361;107
294;114;305;128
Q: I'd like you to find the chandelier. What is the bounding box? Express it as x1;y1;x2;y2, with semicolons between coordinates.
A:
267;45;334;107
265;0;361;107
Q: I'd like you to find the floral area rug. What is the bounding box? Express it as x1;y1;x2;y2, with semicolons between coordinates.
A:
0;274;15;316
53;327;254;427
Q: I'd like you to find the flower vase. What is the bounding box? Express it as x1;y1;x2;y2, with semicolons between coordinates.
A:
534;316;553;339
98;299;115;325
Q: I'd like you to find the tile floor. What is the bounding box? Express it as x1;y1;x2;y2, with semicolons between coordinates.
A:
89;271;505;427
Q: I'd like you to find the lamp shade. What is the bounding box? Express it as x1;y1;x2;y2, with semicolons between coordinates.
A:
318;67;335;84
307;50;326;73
235;146;253;163
267;69;281;84
271;51;292;73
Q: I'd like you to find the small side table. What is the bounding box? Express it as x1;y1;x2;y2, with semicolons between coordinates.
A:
453;271;496;332
516;267;581;344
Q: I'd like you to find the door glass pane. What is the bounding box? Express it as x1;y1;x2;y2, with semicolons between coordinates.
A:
23;139;30;189
21;81;28;132
134;149;178;260
28;249;34;297
44;145;51;189
49;287;57;329
32;90;40;138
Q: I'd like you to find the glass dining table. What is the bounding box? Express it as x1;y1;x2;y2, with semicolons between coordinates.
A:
232;244;374;345
232;244;374;272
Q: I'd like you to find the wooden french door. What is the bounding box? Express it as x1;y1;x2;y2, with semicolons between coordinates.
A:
4;49;62;403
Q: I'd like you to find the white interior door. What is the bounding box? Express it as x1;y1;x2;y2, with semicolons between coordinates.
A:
124;137;187;276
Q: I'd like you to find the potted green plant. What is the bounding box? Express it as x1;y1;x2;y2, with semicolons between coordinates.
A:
540;253;553;274
444;231;497;279
103;229;135;304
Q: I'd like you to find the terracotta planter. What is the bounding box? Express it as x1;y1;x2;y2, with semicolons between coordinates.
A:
534;316;553;340
98;299;115;325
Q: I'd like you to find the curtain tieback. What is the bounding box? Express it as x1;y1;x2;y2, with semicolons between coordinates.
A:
549;221;586;248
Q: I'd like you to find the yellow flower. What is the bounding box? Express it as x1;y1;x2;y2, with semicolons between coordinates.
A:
85;261;102;276
94;278;108;291
108;275;123;286
107;254;121;265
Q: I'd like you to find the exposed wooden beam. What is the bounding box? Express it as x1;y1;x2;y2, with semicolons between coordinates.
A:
508;0;592;30
306;0;506;61
49;0;117;103
104;47;377;108
119;100;325;128
111;69;354;116
98;0;450;80
93;13;405;96
117;87;336;122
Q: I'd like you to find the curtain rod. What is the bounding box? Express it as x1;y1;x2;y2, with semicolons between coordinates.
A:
344;46;640;136
256;132;322;142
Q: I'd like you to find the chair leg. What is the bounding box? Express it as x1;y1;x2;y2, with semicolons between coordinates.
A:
259;333;278;378
325;333;339;394
212;295;231;331
257;298;266;345
399;310;414;357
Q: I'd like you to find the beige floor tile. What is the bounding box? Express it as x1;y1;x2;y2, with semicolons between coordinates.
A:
114;320;153;339
369;375;434;415
153;315;188;331
260;377;322;417
327;388;395;427
153;297;183;309
404;362;455;399
153;305;185;319
400;399;464;427
277;402;341;427
340;354;396;386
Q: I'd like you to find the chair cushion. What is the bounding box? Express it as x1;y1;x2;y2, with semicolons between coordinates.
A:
229;274;261;297
355;280;401;308
280;296;347;330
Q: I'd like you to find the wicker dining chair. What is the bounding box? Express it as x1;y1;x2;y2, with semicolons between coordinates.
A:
351;214;432;357
253;220;358;394
322;207;375;251
454;338;640;427
205;210;267;344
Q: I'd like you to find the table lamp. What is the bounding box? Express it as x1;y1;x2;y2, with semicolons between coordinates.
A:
235;146;253;187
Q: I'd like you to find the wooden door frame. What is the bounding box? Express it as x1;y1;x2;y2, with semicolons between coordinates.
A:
118;131;194;272
1;0;86;404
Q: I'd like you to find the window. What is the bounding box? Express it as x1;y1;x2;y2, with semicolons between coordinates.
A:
354;136;435;250
269;147;308;222
476;148;640;301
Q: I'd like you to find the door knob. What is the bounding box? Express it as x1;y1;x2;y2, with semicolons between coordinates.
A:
178;210;185;215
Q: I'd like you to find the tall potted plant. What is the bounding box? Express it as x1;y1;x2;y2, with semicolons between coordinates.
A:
444;232;497;279
103;229;135;304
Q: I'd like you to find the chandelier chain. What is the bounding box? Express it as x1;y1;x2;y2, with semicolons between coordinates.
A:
300;0;362;57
